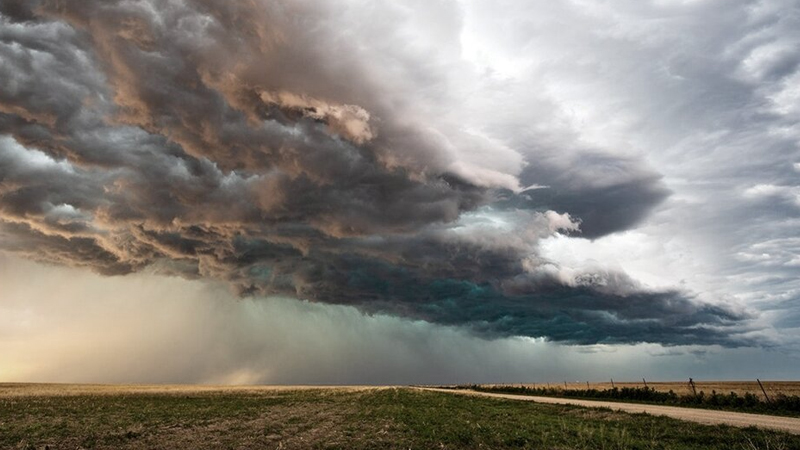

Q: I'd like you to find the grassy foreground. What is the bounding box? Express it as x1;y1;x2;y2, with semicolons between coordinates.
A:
2;386;800;449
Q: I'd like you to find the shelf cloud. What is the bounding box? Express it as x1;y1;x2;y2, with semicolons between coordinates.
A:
2;0;790;349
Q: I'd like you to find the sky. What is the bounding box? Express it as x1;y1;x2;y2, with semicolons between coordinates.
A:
0;0;799;384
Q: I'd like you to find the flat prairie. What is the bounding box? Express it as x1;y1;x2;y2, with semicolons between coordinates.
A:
4;383;800;449
0;383;381;397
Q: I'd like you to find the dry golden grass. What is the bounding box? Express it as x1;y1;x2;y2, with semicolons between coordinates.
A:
0;383;387;398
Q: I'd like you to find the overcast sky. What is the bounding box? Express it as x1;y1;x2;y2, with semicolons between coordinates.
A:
1;0;799;383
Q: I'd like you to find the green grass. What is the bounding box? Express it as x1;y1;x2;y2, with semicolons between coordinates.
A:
2;387;799;449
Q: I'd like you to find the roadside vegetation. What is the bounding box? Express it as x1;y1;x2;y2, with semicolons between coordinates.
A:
458;384;800;418
3;385;800;449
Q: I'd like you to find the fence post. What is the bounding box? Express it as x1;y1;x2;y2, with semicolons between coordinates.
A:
689;377;697;396
757;379;771;403
564;381;568;389
643;378;648;388
586;381;590;390
611;378;615;388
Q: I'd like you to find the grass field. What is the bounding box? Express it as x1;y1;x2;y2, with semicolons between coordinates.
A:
2;384;800;449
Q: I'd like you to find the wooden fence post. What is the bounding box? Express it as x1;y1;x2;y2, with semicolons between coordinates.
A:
611;378;615;388
642;378;648;388
757;379;771;403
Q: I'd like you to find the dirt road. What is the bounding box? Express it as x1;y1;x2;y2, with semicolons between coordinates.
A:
421;388;800;435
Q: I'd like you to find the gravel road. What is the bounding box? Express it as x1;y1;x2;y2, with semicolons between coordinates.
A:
421;388;800;435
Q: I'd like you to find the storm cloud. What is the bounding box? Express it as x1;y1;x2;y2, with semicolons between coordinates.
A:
0;0;771;347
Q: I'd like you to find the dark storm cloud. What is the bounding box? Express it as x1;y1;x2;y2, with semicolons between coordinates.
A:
260;253;753;346
514;152;670;239
0;0;754;345
0;0;36;23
